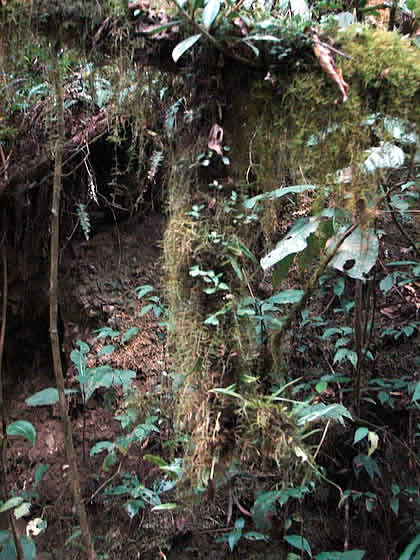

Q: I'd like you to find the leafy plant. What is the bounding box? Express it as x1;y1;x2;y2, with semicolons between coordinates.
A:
216;517;267;551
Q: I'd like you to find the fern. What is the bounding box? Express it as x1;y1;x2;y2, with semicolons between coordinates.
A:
148;150;164;182
165;97;184;136
76;203;91;241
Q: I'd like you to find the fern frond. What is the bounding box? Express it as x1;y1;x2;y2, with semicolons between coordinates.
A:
165;97;184;136
148;150;164;182
76;203;91;241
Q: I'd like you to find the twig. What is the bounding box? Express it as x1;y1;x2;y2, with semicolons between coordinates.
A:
271;222;360;376
313;419;330;462
318;40;352;60
85;462;123;504
232;491;252;517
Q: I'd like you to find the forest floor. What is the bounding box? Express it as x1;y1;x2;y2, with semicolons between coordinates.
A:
3;206;419;559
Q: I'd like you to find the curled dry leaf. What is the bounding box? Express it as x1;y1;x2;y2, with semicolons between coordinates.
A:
233;16;248;36
312;32;349;103
208;124;224;155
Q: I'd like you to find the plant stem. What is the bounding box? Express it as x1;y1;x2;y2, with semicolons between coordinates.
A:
50;48;96;560
270;223;359;381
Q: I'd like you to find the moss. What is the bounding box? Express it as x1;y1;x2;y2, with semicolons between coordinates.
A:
163;25;419;487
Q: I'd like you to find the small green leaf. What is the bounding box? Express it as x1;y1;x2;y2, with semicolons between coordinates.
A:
94;327;120;339
135;285;154;299
7;421;36;445
144;455;168;468
0;496;24;513
244;531;268;541
34;464;49;485
316;381;327;393
151;503;178;511
172;34;202;63
354;427;368;444
367;431;378;456
122;327;139;344
284;535;312;557
98;344;115;357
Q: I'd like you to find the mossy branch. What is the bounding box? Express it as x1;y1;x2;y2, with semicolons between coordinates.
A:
270;222;359;378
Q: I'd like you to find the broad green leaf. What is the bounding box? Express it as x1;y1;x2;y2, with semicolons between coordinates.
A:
94;327;120;339
354;427;368;444
172;34;202;63
367;431;378;456
261;217;320;270
334;348;358;369
398;534;420;560
315;552;365;560
139;303;155;316
7;421;36;445
329;227;378;281
34;464;49;485
297;403;352;426
202;0;221;29
122;327;139;343
244;531;268;541
0;496;24;513
125;500;144;518
353;454;381;481
151;503;177;511
382;116;417;146
70;349;86;374
333;11;356;28
266;289;304;305
290;0;311;18
244;184;316;210
284;535;312;557
90;441;114;456
363;142;405;173
411;381;420;403
334;277;345;296
228;529;242;551
13;502;31;519
135;285;154;299
75;340;90;353
272;254;294;287
26;388;59;407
